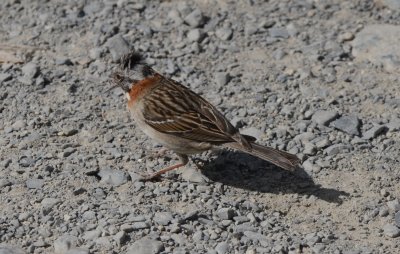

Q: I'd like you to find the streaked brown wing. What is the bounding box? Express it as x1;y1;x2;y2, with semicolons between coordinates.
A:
142;76;239;144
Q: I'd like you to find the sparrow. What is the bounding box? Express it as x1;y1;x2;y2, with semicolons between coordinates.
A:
109;52;300;180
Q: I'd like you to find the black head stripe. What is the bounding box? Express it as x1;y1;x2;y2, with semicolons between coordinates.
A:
120;52;143;70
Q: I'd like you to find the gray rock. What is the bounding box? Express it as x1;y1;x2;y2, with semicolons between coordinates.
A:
215;72;230;86
66;248;89;254
216;208;235;220
82;210;96;221
382;0;400;10
113;231;127;246
387;199;400;212
83;229;102;241
215;242;229;254
26;178;44;189
0;179;11;188
216;28;233;41
269;27;289;39
325;144;352;156
243;231;266;241
41;198;61;209
184;9;204;28
383;224;400;238
311;110;338;126
352;24;400;72
187;29;204;42
395;211;400;227
240;127;264;140
303;143;317;155
12;120;26;131
55;58;73;66
132;222;150;230
387;118;400;131
54;235;78;253
153;212;173;226
106;34;131;62
21;62;39;79
62;147;76;158
181;167;209;183
98;168;129;186
330;115;360;136
0;73;12;83
0;245;25;254
362;125;388;140
126;238;164;254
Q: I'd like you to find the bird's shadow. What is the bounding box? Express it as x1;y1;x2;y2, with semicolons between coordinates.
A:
199;150;349;204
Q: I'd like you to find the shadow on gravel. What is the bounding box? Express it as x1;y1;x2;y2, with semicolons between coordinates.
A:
200;150;350;204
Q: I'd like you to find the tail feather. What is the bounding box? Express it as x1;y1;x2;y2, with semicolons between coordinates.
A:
225;142;301;171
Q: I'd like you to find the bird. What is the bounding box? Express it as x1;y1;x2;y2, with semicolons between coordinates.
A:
108;52;301;180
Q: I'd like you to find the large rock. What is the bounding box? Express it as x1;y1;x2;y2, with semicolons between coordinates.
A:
352;25;400;72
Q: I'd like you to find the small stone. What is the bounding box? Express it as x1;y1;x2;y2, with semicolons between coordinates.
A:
216;208;235;220
330;115;360;136
21;62;39;79
12;120;26;131
153;212;173;226
269;27;289;39
41;198;61;209
62;147;76;158
126;238;164;254
56;58;73;66
193;231;204;241
89;48;103;60
379;207;389;217
311;110;338;126
387;199;400;212
113;231;127;246
66;248;89;254
395;211;400;227
240;127;263;140
0;179;11;188
0;73;12;83
54;235;77;253
303;143;317;155
383;224;400;238
0;245;25;254
83;229;102;241
362;125;388;140
216;28;233;41
382;0;400;10
338;32;355;42
184;9;204;28
187;29;203;42
82;211;96;221
26;178;44;189
131;222;150;230
215;242;229;254
380;189;389;197
98;168;129;186
324;144;352;156
181;167;209;183
215;72;230;86
106;34;131;62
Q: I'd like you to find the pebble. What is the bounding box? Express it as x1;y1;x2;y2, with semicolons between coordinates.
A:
216;28;233;41
0;73;12;83
240;127;264;140
181;167;209;183
383;224;400;238
215;72;230;86
216;208;235;220
187;29;203;42
0;179;11;188
362;125;388;140
98;168;129;186
325;144;351;156
106;34;131;62
352;24;400;72
26;178;44;189
311;110;338;126
184;9;204;28
395;211;400;227
132;222;150;230
21;62;39;79
382;0;400;10
153;212;173;226
126;238;164;254
54;235;77;253
330;115;360;136
215;242;229;254
41;198;61;209
113;231;127;246
0;245;25;254
269;27;289;39
387;199;400;212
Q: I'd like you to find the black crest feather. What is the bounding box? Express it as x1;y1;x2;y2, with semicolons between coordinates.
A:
120;52;143;70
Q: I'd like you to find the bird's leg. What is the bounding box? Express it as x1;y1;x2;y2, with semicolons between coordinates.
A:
142;154;189;181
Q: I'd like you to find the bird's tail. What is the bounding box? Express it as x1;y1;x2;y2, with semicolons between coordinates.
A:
225;142;301;171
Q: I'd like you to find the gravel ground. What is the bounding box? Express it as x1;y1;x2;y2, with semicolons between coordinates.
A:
1;0;400;253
